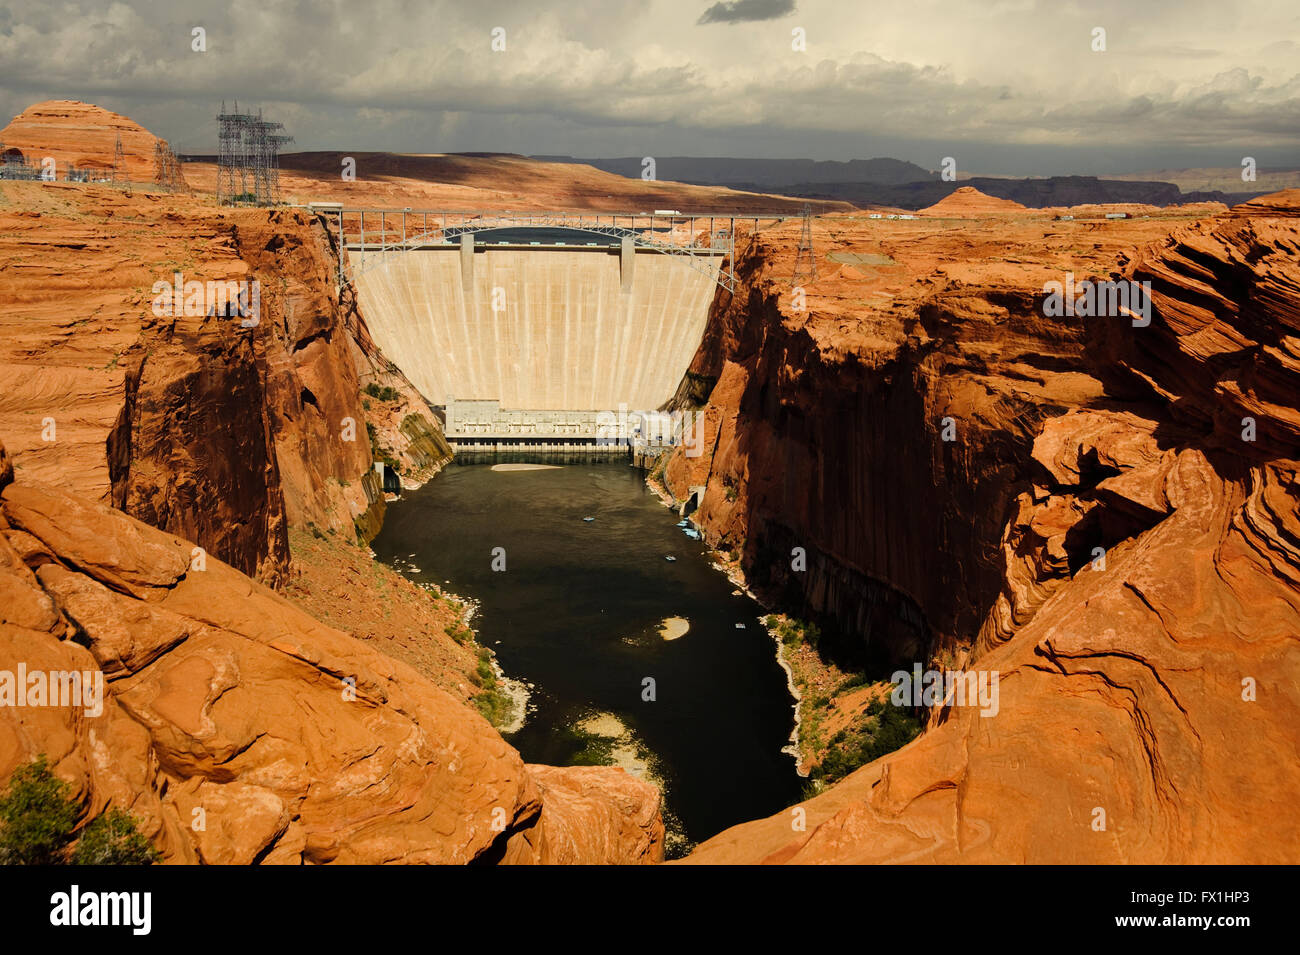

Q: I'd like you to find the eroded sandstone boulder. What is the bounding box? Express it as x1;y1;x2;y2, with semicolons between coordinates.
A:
0;449;662;865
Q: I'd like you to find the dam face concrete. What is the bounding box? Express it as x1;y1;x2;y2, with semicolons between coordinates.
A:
353;245;721;414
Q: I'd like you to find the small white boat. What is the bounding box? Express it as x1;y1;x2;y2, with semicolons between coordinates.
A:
583;516;595;522
735;623;746;629
664;555;676;562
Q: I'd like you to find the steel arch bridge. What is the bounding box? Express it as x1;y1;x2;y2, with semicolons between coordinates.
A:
308;206;798;294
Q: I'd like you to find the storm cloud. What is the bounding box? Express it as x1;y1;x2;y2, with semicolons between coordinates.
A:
698;0;796;25
0;0;1296;175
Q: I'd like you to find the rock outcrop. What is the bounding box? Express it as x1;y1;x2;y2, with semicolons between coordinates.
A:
672;192;1300;863
919;186;1027;216
0;100;185;186
0;181;388;583
0;100;664;866
0;449;662;864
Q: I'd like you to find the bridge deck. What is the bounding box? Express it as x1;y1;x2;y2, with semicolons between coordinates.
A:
312;205;796;294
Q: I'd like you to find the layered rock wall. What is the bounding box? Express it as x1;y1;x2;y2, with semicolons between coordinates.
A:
677;194;1300;863
0;183;387;583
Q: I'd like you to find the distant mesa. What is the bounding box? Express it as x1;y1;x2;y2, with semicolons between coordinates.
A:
0;99;186;187
920;186;1028;216
532;155;936;188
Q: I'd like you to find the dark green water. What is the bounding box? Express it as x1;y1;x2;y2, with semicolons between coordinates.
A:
370;457;802;854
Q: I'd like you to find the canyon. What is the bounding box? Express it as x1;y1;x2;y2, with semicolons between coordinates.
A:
0;103;667;864
2;99;1298;865
660;189;1300;863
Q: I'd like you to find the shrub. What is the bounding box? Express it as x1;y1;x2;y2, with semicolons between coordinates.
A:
838;672;873;693
776;617;821;650
71;809;160;865
474;690;515;728
0;756;157;865
363;383;400;402
802;621;822;650
0;756;78;865
811;703;923;785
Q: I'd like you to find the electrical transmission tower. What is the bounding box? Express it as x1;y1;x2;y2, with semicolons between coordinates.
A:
111;134;125;184
153;139;184;192
216;102;293;206
791;203;818;286
217;101;243;202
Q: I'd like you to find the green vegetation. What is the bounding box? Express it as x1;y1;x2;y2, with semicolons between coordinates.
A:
468;649;494;687
0;756;78;864
365;421;402;475
554;726;616;766
768;613;922;792
648;449;671;487
810;696;923;786
473;692;512;725
768;615;821;651
0;755;158;865
363;382;401;402
71;809;161;865
469;648;515;727
444;621;472;645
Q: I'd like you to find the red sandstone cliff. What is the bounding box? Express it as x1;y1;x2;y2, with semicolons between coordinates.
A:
671;193;1300;863
5;95;1296;865
0;443;662;864
0;100;664;864
0;181;386;583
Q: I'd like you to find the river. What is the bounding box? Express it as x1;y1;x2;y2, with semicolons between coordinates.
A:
369;456;803;856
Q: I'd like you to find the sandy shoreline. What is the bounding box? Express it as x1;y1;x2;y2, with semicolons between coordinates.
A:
492;658;532;735
763;617;808;775
575;712;654;780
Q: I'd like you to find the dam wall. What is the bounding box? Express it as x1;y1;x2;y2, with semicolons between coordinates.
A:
352;244;722;413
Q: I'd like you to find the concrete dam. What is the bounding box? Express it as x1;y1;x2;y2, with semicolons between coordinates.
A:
351;230;724;448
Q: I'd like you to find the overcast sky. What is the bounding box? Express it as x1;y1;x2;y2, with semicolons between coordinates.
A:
1;0;1297;175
